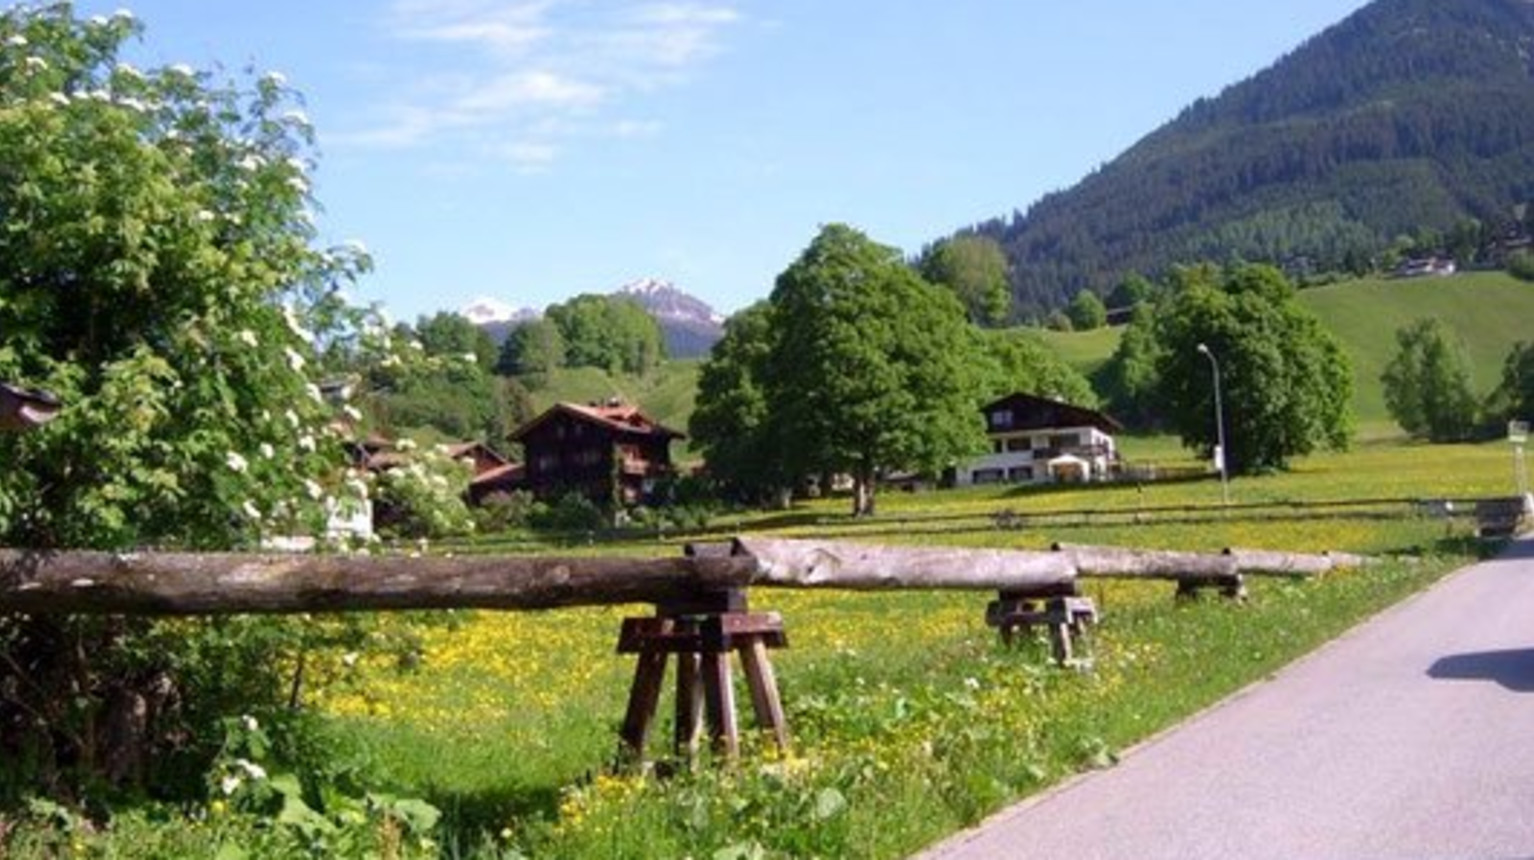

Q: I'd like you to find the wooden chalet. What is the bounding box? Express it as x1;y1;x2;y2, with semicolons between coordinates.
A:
957;392;1123;486
510;400;684;507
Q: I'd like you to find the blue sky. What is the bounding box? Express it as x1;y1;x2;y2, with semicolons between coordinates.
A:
75;1;1371;323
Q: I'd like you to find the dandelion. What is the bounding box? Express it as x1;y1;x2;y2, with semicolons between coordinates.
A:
225;451;248;473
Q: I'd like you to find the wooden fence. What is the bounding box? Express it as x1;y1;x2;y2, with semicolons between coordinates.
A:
0;533;1413;766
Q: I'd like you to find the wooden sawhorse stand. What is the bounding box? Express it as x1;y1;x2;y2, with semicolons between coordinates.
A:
616;588;788;766
985;585;1098;668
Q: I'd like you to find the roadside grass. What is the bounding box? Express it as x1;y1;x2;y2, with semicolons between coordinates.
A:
2;439;1516;857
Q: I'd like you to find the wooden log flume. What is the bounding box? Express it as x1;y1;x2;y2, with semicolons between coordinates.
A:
0;539;1374;616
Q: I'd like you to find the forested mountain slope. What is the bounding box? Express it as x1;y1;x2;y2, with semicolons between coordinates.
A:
966;0;1534;317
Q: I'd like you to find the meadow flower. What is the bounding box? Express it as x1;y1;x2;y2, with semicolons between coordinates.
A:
225;451;248;473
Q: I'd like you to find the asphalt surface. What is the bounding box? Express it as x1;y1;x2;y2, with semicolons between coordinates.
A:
918;538;1534;860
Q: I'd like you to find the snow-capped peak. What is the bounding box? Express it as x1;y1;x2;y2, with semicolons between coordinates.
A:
614;279;726;325
460;296;539;326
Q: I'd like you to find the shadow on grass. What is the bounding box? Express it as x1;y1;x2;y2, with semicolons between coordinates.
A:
427;782;564;853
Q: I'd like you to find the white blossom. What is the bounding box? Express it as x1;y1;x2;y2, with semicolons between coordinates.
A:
262;71;287;88
281;109;309;127
235;759;267;781
282;306;314;343
303;478;322;500
284;346;306;372
167;63;194;77
46;92;67;107
240;714;259;732
259;442;274;459
6;34;27;47
298;434;316;452
284;409;300;429
23;56;46;72
305;383;323;403
342;404;363;422
241;500;261;520
196;209;216;223
225;451;248;473
220;774;242;796
237;329;258;348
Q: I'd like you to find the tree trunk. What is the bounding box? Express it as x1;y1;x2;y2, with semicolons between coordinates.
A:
852;468;876;517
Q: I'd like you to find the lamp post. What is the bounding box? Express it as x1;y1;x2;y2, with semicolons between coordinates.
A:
1195;343;1229;505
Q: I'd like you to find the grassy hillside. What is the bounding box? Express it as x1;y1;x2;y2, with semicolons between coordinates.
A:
1016;271;1534;439
1297;271;1534;434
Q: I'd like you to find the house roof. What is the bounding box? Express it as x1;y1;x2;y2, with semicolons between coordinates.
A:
471;462;524;488
446;440;511;469
510;401;685;443
982;392;1123;435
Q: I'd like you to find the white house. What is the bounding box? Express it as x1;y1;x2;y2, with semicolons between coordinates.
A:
956;393;1122;487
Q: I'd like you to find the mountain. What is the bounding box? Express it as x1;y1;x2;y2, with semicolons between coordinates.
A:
612;278;725;359
964;0;1534;318
459;296;540;344
459;280;725;359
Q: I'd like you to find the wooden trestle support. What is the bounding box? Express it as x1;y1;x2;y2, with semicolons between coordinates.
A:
985;584;1099;668
616;587;788;766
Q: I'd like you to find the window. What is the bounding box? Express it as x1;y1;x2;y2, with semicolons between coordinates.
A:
1050;432;1079;450
972;468;1005;485
1007;466;1034;483
990;409;1013;429
993;440;1004;454
1006;437;1030;452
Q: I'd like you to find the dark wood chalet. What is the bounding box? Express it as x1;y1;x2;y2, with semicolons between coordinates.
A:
511;401;684;506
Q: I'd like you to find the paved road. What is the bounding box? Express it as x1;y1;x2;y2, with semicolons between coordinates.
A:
919;538;1534;860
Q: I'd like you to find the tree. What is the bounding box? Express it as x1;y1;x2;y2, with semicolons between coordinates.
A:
918;235;1011;326
0;6;392;796
1381;318;1478;441
1487;341;1534;425
414;311;497;371
496;318;566;386
1067;290;1108;330
1107;272;1156;309
1154;264;1352;473
975;329;1098;407
546;294;666;375
1098;302;1167;430
688;302;789;504
766;224;987;516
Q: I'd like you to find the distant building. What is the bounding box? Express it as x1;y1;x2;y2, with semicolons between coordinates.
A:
1394;256;1457;278
445;441;525;505
510;400;683;506
955;393;1122;486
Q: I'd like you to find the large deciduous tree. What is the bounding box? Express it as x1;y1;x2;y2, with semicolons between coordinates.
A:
545;294;665;375
0;6;398;797
687;302;788;504
1155;264;1352;473
918;234;1011;327
1381;318;1478;442
766;224;987;516
1487;341;1534;426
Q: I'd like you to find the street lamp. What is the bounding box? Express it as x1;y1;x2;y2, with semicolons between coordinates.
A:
1195;343;1229;505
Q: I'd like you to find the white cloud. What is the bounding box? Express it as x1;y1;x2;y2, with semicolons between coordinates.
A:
339;0;740;165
